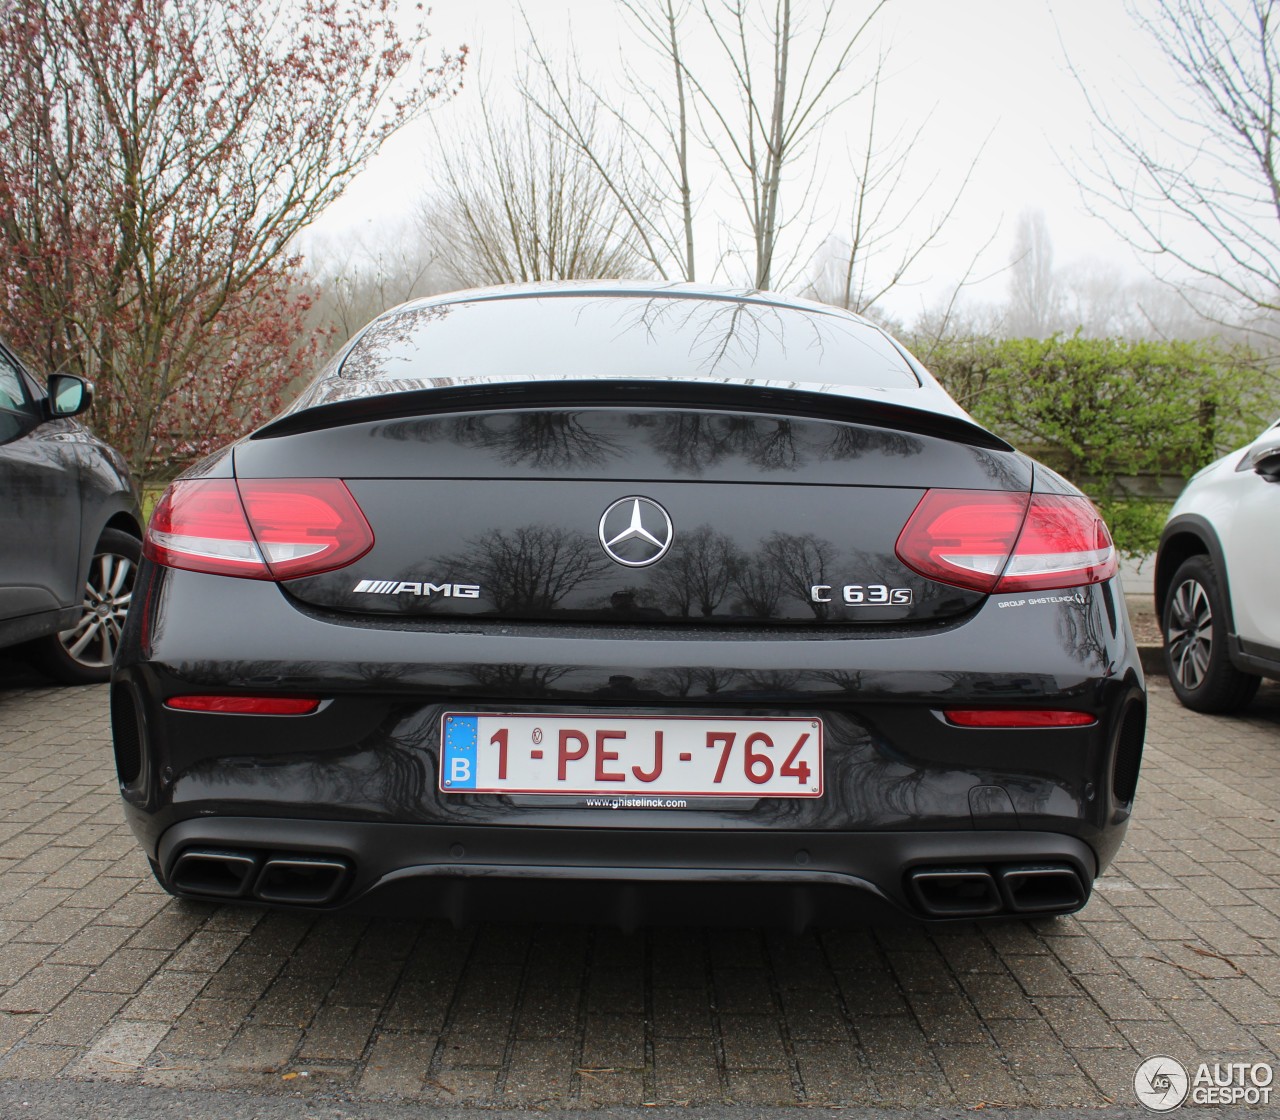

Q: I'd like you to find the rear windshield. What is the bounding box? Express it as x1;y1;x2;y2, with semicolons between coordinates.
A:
340;293;921;390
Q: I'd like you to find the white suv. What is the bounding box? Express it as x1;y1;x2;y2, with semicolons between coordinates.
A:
1155;420;1280;712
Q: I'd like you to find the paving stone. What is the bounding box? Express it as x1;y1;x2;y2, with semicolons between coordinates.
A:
79;948;173;994
724;1069;795;1104
298;1003;380;1061
47;922;133;967
577;1067;647;1106
854;1015;937;1072
0;666;1278;1112
778;987;850;1040
718;1012;788;1070
651;1035;722;1102
651;986;715;1037
988;1017;1080;1076
0;942;52;987
27;991;126;1046
580;1012;645;1068
936;1042;1028;1105
122;972;205;1022
160;998;254;1059
0;1043;77;1079
791;1038;871;1103
355;1030;432;1096
713;968;775;1014
909;991;990;1045
957;970;1039;1019
0;964;89;1013
217;1024;303;1074
1077;973;1167;1021
381;975;455;1034
500;1038;575;1103
74;1019;169;1075
437;1015;510;1069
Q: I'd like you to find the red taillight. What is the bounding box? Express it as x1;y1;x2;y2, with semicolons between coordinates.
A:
144;478;374;581
165;695;322;715
998;494;1116;591
943;709;1097;728
893;490;1028;592
895;490;1115;593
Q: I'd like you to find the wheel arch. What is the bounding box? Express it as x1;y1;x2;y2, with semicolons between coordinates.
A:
1155;515;1234;633
103;510;144;541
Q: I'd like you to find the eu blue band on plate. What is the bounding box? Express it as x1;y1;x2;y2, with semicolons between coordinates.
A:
442;715;478;789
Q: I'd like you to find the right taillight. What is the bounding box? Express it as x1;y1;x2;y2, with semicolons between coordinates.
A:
144;478;374;581
896;489;1116;593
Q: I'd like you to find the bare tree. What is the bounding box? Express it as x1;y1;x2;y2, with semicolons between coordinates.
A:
802;60;986;316
525;0;700;281
1005;208;1062;337
421;83;647;288
308;226;446;348
523;0;888;290
1075;0;1280;329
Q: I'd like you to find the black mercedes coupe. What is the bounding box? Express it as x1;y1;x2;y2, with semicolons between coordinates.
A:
112;283;1146;928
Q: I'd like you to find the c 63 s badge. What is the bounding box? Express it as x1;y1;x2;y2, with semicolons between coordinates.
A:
811;583;913;605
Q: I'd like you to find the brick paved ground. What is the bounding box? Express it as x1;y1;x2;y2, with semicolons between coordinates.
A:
0;669;1277;1111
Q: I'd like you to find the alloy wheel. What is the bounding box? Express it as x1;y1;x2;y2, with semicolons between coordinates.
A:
1166;577;1213;690
58;548;136;668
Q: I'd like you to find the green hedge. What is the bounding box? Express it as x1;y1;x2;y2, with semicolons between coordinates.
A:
915;335;1275;557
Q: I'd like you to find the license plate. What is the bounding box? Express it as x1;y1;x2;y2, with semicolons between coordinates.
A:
439;713;822;798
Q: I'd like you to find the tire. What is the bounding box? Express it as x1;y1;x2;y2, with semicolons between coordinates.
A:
1162;555;1261;713
29;527;141;685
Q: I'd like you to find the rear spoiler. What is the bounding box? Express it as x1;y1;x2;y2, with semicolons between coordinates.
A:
253;379;1012;452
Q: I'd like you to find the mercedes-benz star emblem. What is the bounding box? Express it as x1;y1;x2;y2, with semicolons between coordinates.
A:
598;497;673;568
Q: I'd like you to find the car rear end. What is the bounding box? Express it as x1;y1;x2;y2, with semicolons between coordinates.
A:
111;288;1146;927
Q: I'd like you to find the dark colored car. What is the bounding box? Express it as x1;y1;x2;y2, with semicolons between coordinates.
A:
0;338;141;683
112;283;1146;928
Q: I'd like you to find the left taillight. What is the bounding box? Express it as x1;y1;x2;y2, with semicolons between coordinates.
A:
144;478;374;580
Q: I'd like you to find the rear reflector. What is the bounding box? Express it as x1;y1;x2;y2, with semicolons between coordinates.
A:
943;709;1097;728
166;695;322;715
145;478;373;580
895;490;1115;593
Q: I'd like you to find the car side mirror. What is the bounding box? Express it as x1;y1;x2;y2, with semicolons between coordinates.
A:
47;373;93;418
1236;433;1280;483
1253;447;1280;483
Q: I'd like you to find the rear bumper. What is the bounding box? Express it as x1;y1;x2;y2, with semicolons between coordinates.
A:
114;565;1146;926
151;816;1098;927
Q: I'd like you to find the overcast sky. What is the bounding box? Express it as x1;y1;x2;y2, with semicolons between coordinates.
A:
306;0;1183;318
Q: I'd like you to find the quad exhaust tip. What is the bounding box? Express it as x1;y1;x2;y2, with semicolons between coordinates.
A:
907;863;1086;918
995;864;1088;914
170;848;351;906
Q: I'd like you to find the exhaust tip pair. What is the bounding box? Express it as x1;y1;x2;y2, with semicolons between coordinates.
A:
906;863;1087;918
169;848;351;906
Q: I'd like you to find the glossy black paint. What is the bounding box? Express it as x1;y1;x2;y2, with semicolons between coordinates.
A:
114;285;1146;925
115;556;1142;916
238;405;1027;627
0;340;139;649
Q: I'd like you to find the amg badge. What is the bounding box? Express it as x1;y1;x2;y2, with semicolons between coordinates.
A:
354;580;481;598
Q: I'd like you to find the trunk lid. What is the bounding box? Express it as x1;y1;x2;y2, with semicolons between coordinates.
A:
234;399;1031;627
